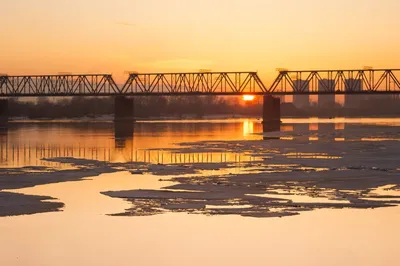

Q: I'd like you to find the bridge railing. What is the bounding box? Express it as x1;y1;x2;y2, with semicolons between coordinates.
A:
269;69;400;94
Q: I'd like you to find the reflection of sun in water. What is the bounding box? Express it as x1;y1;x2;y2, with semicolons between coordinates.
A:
243;120;254;136
242;95;255;102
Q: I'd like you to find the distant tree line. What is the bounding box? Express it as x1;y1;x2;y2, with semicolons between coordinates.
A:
7;95;400;119
8;96;260;119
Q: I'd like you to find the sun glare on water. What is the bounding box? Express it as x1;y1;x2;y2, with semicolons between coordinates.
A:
243;95;255;102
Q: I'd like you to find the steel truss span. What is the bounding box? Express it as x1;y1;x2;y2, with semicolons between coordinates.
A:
1;69;400;97
121;72;267;95
269;69;400;94
0;74;119;96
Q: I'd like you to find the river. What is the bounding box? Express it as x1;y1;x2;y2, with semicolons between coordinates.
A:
0;117;399;266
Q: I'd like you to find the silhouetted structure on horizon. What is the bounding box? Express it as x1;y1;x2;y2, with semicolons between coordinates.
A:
2;69;400;133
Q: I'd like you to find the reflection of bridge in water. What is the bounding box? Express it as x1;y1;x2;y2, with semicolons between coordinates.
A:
0;119;389;167
0;143;253;167
0;122;258;167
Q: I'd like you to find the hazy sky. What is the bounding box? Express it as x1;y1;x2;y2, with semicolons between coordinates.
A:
1;0;400;83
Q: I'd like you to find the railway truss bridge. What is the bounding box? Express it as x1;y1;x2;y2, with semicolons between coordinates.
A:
1;68;399;132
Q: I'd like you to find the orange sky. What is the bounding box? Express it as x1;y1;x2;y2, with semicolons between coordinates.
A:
1;0;400;86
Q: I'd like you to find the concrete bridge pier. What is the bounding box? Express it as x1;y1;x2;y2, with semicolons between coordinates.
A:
0;99;9;128
114;96;135;145
114;96;135;122
262;95;281;132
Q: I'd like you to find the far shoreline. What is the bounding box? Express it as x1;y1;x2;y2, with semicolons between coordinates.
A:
6;115;400;124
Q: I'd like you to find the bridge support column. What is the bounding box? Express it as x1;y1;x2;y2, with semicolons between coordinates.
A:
0;99;8;128
262;95;280;132
114;96;135;122
114;96;135;145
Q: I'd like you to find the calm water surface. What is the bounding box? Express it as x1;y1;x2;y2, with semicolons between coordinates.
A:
0;118;399;266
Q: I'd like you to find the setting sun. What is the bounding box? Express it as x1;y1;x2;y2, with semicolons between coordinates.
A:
243;95;255;102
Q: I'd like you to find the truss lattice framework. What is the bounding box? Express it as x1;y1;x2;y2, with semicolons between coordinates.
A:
0;76;6;88
2;70;400;97
120;72;268;95
269;69;400;94
0;74;119;96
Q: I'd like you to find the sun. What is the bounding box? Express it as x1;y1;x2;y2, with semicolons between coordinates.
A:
242;95;255;102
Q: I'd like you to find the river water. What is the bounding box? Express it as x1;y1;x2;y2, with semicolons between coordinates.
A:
0;118;399;266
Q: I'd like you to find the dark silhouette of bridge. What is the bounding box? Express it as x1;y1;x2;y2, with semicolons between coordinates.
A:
1;69;400;96
1;68;399;132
